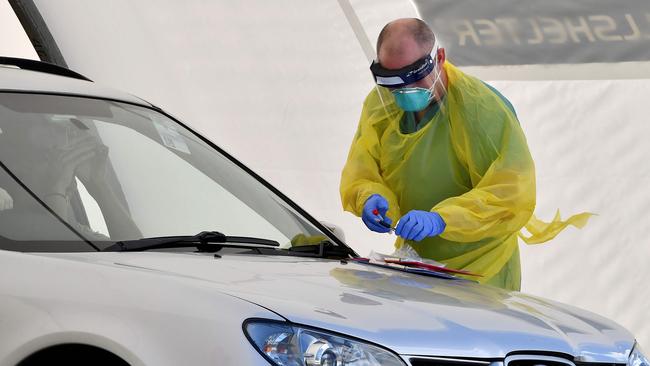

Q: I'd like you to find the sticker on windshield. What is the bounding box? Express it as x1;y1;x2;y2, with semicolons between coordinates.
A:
153;121;191;154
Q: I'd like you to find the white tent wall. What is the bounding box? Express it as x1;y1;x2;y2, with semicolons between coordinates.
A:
0;0;37;59
4;0;648;348
493;79;650;349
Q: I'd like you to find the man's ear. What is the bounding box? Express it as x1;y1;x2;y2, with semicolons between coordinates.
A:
437;47;446;64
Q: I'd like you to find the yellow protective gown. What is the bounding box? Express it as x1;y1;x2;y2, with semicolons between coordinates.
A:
340;62;591;291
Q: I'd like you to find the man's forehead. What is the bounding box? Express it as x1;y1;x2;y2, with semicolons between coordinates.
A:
378;35;427;70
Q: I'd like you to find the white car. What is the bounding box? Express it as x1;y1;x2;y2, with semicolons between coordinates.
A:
0;57;647;366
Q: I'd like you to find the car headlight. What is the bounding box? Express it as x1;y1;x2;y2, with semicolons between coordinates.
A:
244;319;405;366
630;344;650;366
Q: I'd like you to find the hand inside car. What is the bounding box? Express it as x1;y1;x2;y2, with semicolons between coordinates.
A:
0;188;12;211
45;126;109;196
74;143;110;195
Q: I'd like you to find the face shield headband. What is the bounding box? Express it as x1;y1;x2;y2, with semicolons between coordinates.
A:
370;54;434;88
370;39;440;88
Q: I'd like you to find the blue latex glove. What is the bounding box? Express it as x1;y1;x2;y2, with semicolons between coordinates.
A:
361;194;393;233
395;210;446;241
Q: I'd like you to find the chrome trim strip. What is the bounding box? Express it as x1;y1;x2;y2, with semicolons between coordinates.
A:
401;355;493;366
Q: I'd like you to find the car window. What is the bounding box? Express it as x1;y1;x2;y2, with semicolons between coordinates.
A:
0;93;326;251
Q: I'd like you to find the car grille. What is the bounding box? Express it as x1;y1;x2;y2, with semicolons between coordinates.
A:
506;355;575;366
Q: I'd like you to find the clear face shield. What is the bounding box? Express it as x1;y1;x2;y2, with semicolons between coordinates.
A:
370;40;445;114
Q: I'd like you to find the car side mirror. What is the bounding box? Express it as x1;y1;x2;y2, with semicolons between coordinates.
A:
319;221;346;242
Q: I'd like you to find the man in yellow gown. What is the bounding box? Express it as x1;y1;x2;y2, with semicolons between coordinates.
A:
340;18;590;290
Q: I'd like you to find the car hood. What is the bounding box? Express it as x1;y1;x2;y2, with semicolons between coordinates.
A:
39;251;633;361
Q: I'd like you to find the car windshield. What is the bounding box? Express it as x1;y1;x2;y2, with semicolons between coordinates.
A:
0;93;331;252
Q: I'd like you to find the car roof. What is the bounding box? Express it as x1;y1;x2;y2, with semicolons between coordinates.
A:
0;63;151;107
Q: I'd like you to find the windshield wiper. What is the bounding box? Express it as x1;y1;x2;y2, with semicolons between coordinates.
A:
102;231;279;252
286;239;355;259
